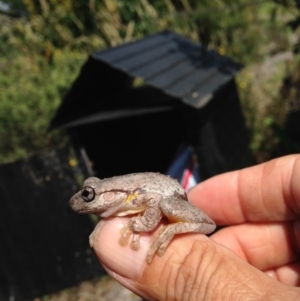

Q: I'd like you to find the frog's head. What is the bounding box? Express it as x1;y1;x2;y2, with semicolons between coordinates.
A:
69;177;128;217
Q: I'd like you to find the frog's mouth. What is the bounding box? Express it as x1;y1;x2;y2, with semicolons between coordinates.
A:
77;206;108;215
69;197;104;214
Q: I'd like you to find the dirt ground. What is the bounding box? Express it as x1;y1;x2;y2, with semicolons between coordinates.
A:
31;277;142;301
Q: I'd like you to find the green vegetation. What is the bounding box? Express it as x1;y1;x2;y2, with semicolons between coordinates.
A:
0;50;86;162
1;0;300;164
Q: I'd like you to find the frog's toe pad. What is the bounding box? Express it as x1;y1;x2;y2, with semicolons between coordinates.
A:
157;247;166;257
130;240;140;250
146;251;155;263
119;236;129;246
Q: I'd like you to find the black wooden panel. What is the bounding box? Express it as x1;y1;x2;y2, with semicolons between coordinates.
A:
0;148;104;301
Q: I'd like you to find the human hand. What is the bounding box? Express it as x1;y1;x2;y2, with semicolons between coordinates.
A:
90;155;300;300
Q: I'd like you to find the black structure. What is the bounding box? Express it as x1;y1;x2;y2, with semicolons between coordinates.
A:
51;31;252;180
0;149;104;301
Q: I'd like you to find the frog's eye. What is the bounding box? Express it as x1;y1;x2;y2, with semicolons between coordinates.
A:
81;186;95;202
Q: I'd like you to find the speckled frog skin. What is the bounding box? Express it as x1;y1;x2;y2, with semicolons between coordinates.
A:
70;172;216;263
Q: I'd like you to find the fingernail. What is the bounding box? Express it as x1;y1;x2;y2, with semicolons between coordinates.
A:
91;218;151;280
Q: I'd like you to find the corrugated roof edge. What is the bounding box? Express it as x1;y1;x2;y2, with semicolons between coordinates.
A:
91;30;243;108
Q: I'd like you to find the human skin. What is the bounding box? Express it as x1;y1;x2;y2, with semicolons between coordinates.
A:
89;154;300;300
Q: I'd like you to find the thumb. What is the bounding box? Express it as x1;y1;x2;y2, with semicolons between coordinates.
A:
90;218;297;301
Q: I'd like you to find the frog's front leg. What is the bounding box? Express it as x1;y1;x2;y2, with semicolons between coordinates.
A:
119;194;163;250
147;198;216;263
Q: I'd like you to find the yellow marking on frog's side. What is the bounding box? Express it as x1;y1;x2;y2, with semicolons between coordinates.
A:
125;191;139;203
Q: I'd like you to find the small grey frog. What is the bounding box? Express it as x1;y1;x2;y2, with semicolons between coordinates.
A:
70;172;216;263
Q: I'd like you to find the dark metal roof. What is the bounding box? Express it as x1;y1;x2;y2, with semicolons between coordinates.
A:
92;30;242;108
50;31;242;129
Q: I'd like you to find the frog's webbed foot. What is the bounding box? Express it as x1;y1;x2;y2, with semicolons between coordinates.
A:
146;222;214;263
145;197;216;262
146;224;176;263
119;223;133;246
131;232;140;250
119;215;142;250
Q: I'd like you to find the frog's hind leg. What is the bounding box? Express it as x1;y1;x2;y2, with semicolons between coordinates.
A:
160;198;216;227
146;198;216;263
147;222;206;263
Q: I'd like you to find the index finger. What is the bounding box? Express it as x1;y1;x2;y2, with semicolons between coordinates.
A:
188;155;300;225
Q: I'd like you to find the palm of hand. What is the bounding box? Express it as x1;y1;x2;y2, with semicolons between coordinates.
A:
189;155;300;287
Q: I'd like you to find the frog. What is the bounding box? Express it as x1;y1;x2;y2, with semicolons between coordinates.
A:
69;172;216;263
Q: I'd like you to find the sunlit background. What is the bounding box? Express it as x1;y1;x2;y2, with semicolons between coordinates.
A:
1;1;300;300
